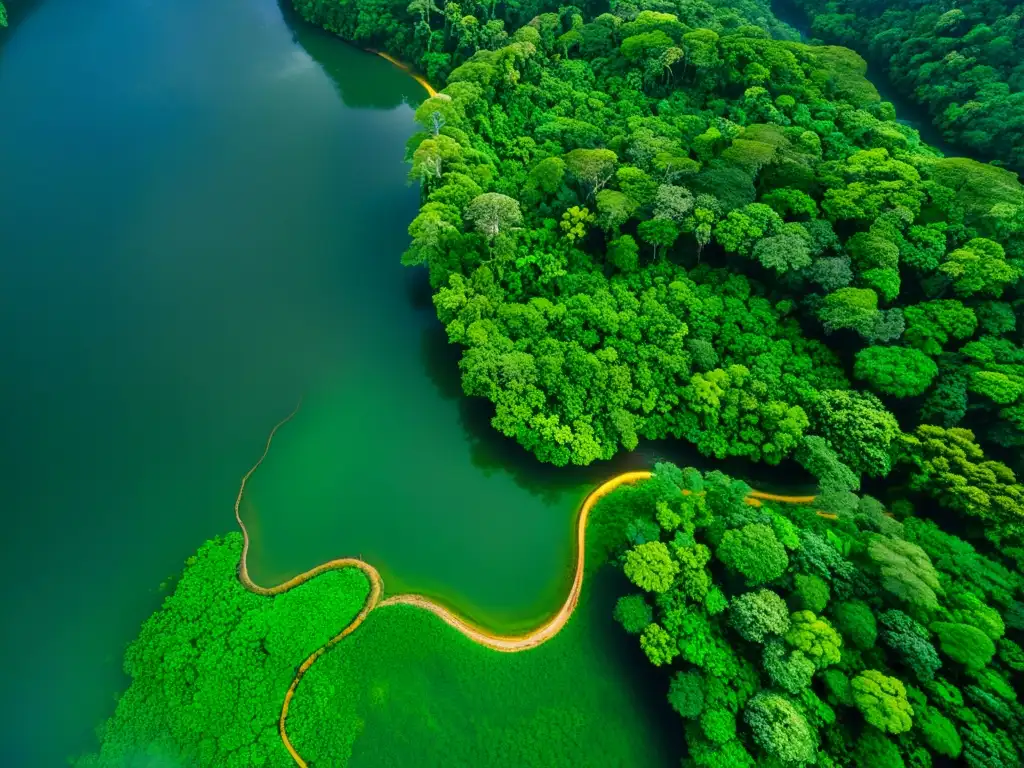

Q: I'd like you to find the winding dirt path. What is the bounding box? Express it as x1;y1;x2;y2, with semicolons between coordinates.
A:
233;403;821;766
379;470;652;651
232;398;387;765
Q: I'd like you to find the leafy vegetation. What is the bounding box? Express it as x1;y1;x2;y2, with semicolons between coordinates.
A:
794;0;1024;171
75;0;1024;764
609;463;1024;767
73;536;371;768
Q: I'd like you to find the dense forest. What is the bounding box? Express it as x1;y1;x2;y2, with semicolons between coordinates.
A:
604;462;1024;768
793;0;1024;171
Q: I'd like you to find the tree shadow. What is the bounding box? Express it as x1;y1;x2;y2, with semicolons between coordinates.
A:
1;0;45;43
275;0;427;111
417;316;816;502
418;321;602;505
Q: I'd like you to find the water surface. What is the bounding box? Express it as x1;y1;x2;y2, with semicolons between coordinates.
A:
0;0;444;762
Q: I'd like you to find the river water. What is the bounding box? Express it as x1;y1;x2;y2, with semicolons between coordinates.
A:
0;0;600;762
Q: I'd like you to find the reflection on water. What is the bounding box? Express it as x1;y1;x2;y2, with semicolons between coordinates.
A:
417;302;816;500
278;0;425;110
0;0;429;763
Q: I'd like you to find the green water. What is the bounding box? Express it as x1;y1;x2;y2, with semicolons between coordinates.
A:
241;375;597;631
0;0;527;761
289;574;681;767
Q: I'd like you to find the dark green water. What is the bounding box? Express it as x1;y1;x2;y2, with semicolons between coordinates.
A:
0;0;572;762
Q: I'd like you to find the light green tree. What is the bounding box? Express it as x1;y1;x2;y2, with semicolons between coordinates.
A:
851;670;914;734
623;540;678;593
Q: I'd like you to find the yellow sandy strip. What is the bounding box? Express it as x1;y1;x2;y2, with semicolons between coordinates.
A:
372;50;438;98
380;470;653;651
749;489;818;503
233;404;826;765
232;398;384;767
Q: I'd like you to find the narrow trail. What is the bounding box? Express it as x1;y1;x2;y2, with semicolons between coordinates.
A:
233;402;822;766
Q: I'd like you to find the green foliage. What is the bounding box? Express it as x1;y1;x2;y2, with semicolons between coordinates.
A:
763;640;815;693
854;346;938;398
285;0;1024;761
744;692;818;764
931;622;996;675
793;574;830;613
852;670;914;734
613;594;652;634
949;592;1005;641
832;600;877;650
74;535;370;767
962;723;1019;768
624;540;679;593
785;610;842;669
611;466;1023;767
917;705;962;758
669;671;705;719
812;390;900;478
998;638;1024;672
939;239;1019;298
898;426;1024;546
879;610;943;683
852;728;905;768
464;192;523;241
867;535;943;611
904;300;977;356
685;723;757;768
675;541;713;601
699;708;736;745
640;622;679;666
705;586;728;616
79;0;1024;762
311;0;1024;507
716;523;788;586
729;589;790;643
796;436;859;494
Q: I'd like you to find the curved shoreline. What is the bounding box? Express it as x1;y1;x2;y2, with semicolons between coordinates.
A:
233;403;823;765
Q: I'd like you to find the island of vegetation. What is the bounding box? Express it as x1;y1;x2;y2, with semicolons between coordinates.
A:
74;0;1024;765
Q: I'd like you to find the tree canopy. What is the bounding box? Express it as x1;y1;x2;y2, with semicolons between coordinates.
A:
602;463;1024;768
